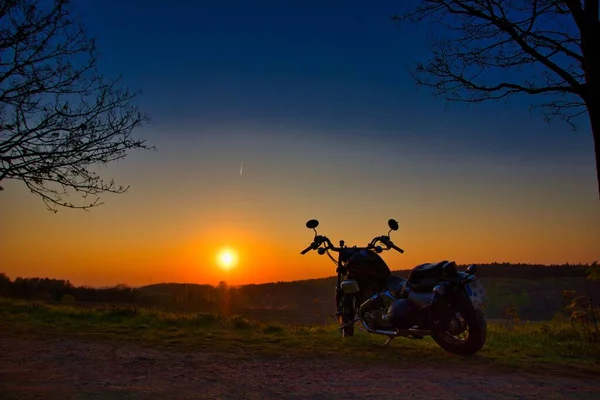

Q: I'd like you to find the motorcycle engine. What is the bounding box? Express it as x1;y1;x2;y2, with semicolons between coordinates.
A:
387;298;415;330
360;291;400;330
364;309;394;330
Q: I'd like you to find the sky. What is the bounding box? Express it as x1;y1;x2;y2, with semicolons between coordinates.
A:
1;0;599;287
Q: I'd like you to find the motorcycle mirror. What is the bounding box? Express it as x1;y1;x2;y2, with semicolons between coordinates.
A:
388;219;399;231
306;219;319;230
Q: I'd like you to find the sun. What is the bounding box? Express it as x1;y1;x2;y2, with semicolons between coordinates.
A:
216;248;238;271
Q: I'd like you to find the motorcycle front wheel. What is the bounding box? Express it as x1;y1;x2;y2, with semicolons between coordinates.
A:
431;297;487;355
339;295;355;337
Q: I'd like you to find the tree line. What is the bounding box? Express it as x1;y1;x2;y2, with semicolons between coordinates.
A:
1;263;598;320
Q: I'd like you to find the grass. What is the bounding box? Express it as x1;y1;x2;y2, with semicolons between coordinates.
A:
1;298;598;377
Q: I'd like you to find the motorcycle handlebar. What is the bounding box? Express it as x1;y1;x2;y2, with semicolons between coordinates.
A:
300;244;313;255
300;240;321;255
300;235;404;254
373;236;403;253
388;242;405;254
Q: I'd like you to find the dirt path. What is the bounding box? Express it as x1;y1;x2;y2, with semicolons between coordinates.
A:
0;332;598;400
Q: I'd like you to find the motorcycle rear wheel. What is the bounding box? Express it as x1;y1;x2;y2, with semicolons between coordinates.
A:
431;299;487;355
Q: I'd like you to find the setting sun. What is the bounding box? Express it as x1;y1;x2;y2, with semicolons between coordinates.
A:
216;248;238;271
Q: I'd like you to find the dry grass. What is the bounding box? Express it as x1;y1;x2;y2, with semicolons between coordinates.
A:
1;298;598;377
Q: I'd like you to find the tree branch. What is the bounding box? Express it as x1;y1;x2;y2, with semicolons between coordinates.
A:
0;0;153;211
393;0;591;126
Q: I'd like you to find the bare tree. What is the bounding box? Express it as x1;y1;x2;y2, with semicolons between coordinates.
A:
0;0;152;211
393;0;600;200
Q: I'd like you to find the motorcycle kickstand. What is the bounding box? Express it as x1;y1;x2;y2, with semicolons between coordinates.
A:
373;336;394;348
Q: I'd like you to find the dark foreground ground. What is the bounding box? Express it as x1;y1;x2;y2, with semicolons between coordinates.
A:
0;331;598;400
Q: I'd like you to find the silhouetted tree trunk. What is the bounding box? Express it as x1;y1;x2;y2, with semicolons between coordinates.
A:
591;105;600;201
581;0;600;200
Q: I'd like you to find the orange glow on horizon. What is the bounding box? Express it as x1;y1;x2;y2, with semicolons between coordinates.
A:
1;133;599;288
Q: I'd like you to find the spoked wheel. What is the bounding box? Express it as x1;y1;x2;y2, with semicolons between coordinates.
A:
432;301;487;355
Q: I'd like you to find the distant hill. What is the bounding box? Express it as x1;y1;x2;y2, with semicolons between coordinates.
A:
2;262;598;323
136;262;599;322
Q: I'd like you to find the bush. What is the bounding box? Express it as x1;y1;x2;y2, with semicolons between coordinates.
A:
61;294;76;304
230;315;254;330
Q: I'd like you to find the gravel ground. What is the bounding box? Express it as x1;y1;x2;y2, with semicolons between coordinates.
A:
0;332;598;399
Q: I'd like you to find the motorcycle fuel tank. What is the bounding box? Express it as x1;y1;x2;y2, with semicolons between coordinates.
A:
345;250;392;280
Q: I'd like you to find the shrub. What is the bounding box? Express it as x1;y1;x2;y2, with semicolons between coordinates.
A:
61;294;76;304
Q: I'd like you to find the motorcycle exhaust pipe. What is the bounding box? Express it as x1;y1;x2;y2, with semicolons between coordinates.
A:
360;319;432;337
358;297;432;337
360;319;398;336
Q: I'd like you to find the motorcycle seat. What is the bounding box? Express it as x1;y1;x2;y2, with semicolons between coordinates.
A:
415;260;449;272
387;275;407;298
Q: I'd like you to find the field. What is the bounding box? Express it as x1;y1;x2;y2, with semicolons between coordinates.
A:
1;299;599;399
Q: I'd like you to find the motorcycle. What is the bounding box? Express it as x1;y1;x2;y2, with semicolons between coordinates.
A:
300;218;487;355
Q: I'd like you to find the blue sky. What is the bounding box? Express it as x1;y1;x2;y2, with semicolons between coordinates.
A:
72;0;593;161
